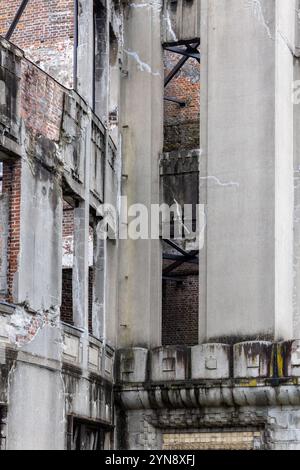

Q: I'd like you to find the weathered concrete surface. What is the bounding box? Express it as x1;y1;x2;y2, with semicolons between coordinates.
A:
233;341;272;379
118;0;163;348
3;0;300;452
7;362;65;450
200;0;294;342
0;28;116;449
162;0;200;44
191;343;230;379
17;162;63;312
118;406;300;450
293;0;300;339
77;0;94;107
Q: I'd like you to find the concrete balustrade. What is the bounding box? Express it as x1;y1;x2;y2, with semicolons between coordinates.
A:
233;342;272;379
191;343;230;379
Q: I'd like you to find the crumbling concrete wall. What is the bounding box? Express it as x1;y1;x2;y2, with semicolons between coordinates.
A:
0;20;118;447
118;406;300;450
116;342;300;450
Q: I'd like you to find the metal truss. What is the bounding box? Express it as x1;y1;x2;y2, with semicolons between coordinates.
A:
162;239;199;281
163;40;200;107
5;0;30;41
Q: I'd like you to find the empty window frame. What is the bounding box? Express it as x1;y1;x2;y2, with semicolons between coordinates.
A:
161;40;200;346
67;416;112;450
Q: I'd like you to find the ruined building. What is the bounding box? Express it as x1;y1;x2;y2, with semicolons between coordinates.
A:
0;0;300;451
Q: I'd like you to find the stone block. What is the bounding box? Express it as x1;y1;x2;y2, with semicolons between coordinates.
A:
150;346;190;382
118;348;148;383
191;343;230;379
234;341;272;378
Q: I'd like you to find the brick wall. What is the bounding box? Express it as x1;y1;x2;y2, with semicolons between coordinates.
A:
61;203;74;326
1;161;21;303
162;269;199;346
162;48;200;345
20;60;64;140
63;202;74;237
61;268;73;325
0;0;74;88
61;267;93;334
164;51;200;152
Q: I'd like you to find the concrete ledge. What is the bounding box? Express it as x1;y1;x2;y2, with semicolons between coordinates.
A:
117;340;300;384
233;341;272;378
117;383;300;410
191;343;230;379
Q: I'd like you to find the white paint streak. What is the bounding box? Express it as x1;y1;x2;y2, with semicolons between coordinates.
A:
278;29;297;57
164;10;178;42
124;50;161;76
173;198;191;235
6;306;60;347
200;175;240;188
246;0;274;40
129;1;162;13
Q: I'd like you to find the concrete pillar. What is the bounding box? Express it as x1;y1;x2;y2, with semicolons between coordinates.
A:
73;117;91;331
77;0;94;107
293;0;300;338
92;230;105;339
118;0;163;348
200;0;295;342
73;203;89;330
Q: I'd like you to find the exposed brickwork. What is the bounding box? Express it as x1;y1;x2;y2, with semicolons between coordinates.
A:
61;267;94;334
162;266;199;346
20;60;64;141
88;267;94;335
61;268;73;325
61;204;94;333
61;202;74;326
11;307;59;347
1;160;21;303
0;0;74;88
62;202;74;237
164;51;200;152
162;47;200;344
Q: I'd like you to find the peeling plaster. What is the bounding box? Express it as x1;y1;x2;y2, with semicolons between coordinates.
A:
6;305;60;347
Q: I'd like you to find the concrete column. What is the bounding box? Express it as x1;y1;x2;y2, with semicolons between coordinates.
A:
77;0;94;107
92;230;105;339
200;0;295;342
118;0;163;347
293;0;300;338
73;203;89;330
73;118;91;331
